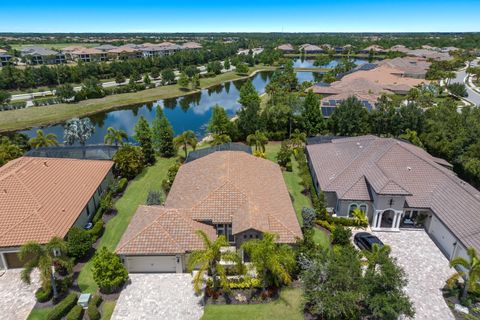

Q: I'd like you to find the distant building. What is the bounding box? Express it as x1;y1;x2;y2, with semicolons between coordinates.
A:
0;53;12;66
181;42;202;50
20;47;66;65
276;43;295;54
360;45;386;54
94;44;118;52
69;47;107;62
299;44;323;54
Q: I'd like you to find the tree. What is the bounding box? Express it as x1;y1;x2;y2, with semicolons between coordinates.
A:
0;90;12;105
143;74;151;85
152;107;176;157
173;130;198;158
302;91;324;136
447;82;468;97
210;133;231;146
363;243;392;272
449;247;480;300
104;127;128;146
63;118;95;147
301;207;316;229
178;72;190;89
161;69;175;85
0;136;24;166
208;105;232;135
28;130;59;148
329;96;370;136
19;237;73;298
331;225;352;246
112;145;145;179
115;73;126;84
236;80;261;139
289;129;306;151
150;67;160;79
235;63;249;74
246;130;268;153
223;58;230;70
130;70;141;82
55;84;75;102
92;247;128;293
78;77;105;99
188;230;242;293
191;74;200;89
399;129;424;147
242;233;296;291
66;227;92;260
134;116;155;165
276;140;293;169
207;61;223;75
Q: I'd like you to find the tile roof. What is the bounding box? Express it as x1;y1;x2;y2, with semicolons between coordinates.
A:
117;151;302;255
182;42;202;49
0;157;113;248
20;47;59;56
276;44;294;51
307;136;480;252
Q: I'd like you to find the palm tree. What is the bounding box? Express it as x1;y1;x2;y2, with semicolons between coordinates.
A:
246;130;268;153
173;130;198;158
104;127;128;146
28;130;59;148
363;243;392;271
241;232;296;291
289;129;306;151
187;230;242;293
449;247;480;300
19;237;73;299
210;133;231;146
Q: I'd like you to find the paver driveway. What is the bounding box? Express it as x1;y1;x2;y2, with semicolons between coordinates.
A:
373;230;456;320
112;273;203;320
0;269;39;320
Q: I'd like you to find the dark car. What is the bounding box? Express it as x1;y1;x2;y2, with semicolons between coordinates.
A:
354;232;384;251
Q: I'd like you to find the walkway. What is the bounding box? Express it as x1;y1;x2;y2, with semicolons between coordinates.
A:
373;230;456;320
0;269;39;320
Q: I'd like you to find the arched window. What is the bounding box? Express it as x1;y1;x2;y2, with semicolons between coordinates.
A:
348;203;358;217
359;204;368;214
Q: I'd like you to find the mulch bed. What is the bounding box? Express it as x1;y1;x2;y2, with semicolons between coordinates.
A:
204;287;279;305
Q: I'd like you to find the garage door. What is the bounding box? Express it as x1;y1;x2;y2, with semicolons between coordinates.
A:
429;216;456;259
125;256;177;273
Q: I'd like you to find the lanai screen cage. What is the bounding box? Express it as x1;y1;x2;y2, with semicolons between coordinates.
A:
26;145;119;160
185;143;252;163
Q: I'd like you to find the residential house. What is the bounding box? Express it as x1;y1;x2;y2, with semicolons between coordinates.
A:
20;47;66;65
70;47;107;62
389;44;411;54
360;45;386;55
95;44;118;52
376;56;431;78
299;44;323;54
182;42;202;50
276;44;295;54
0;157;113;269
0;53;12;66
306;135;480;262
107;46;142;60
116;150;302;273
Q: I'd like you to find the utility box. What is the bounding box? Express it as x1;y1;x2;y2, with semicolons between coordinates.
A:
78;293;91;309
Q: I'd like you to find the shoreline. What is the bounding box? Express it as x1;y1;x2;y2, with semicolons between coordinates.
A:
0;66;277;133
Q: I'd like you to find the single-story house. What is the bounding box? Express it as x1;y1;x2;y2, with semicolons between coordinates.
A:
0;157;113;269
0;53;12;66
299;44;324;54
360;45;386;55
306;135;480;262
116;151;302;273
276;44;295;54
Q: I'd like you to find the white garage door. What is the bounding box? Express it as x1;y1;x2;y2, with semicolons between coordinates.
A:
429;216;456;259
126;256;177;273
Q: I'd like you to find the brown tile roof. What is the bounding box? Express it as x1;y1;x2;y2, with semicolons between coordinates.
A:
362;45;385;52
0;157;113;248
117;151;302;254
276;44;294;51
62;45;87;52
307;136;480;252
182;42;202;49
377;57;431;77
108;46;139;54
71;48;103;55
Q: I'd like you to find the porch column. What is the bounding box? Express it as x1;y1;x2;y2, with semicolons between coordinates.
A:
377;211;384;228
0;252;7;270
396;211;403;229
392;212;399;230
372;211;379;229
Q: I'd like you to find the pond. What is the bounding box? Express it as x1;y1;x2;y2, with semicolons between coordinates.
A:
20;71;317;144
292;58;369;69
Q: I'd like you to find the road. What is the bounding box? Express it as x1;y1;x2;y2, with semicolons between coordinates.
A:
453;59;480;106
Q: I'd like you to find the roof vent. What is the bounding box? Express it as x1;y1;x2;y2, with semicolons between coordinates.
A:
43;161;49;167
407;166;412;171
3;189;7;194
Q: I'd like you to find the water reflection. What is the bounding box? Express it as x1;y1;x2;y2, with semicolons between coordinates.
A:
292;58;368;69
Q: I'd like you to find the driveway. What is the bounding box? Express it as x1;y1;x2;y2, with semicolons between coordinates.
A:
0;269;39;320
112;274;203;320
373;230;456;320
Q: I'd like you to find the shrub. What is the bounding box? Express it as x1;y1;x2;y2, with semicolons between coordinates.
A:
301;207;316;229
35;287;52;302
317;219;335;232
65;305;83;320
252;150;266;158
112;145;145;180
100;191;113;212
331;225;352;246
276;141;293;169
92;206;104;224
87;220;104;242
92;247;128;294
67;227;92;260
146;190;164;205
162;162;181;193
47;293;78;320
87;295;103;320
111;177;128;195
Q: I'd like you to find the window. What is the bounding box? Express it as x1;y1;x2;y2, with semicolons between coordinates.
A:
216;224;224;236
348;203;358;217
359;204;368;214
226;224;234;243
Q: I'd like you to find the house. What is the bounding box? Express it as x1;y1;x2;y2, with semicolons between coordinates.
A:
94;44;118;52
0;53;12;66
69;47;107;62
0;157;113;269
389;44;410;54
376;56;431;79
360;45;386;55
306;135;480;261
140;43;182;57
299;44;323;54
276;44;295;54
20;47;66;65
116;151;302;273
107;46;142;60
182;42;202;50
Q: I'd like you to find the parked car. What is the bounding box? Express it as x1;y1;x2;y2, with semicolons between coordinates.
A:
354;232;384;251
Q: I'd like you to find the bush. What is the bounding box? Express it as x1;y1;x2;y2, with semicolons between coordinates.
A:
276;141;293;169
87;295;103;320
146;190;164;205
65;305;83;320
47;293;78;320
316;219;335;232
447;82;468;97
301;207;316;229
116;177;128;194
92;247;128;294
162;162;181;193
35;287;52;302
67;227;92;260
331;225;352;246
112;145;145;180
87;220;104;242
92;206;104;224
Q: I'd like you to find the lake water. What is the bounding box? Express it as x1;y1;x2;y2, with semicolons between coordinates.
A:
292;58;368;69
20;71;317;144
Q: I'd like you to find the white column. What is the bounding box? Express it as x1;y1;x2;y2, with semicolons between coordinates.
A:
377;211;384;228
372;211;379;229
392;212;399;229
0;252;7;270
396;211;403;229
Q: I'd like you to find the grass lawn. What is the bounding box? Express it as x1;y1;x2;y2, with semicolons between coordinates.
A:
201;288;303;320
0;65;276;133
26;307;52;320
101;300;117;320
77;156;177;293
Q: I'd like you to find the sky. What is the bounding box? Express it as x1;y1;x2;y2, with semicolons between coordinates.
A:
1;0;479;33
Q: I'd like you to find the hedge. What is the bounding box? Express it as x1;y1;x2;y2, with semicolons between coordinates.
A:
87;295;103;320
65;305;83;320
47;293;78;320
35;287;52;302
87;220;104;241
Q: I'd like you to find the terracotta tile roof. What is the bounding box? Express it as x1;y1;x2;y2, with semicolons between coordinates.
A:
0;157;113;248
182;42;202;49
108;46;139;53
276;44;294;51
71;47;103;55
362;45;385;52
118;151;302;255
306;136;480;252
62;45;87;52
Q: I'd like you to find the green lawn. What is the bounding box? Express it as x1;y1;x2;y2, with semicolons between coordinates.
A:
26;307;52;320
0;65;276;133
201;288;303;320
101;300;117;320
77;156;177;293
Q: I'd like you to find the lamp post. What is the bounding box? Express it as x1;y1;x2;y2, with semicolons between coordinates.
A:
51;265;58;300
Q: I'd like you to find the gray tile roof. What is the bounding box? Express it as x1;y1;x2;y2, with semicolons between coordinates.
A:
20;47;59;56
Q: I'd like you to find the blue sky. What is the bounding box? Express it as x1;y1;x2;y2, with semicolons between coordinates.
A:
1;0;479;33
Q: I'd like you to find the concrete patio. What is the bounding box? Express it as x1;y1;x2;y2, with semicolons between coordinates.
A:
0;269;39;320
